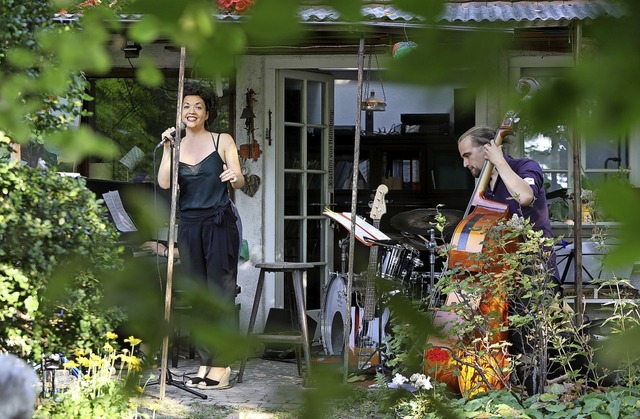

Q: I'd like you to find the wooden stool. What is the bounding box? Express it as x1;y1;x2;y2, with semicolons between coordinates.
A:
237;262;314;384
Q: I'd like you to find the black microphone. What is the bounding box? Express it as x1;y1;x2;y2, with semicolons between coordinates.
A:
155;122;186;149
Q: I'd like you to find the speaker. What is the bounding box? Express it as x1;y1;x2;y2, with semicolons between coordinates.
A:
262;308;317;360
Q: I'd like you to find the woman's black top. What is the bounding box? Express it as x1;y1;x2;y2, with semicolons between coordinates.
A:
178;133;229;211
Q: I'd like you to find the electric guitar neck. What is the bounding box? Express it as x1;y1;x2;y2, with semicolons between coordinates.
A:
364;184;387;320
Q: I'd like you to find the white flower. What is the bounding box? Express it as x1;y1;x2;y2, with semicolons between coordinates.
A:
392;373;409;385
506;214;525;232
413;374;433;390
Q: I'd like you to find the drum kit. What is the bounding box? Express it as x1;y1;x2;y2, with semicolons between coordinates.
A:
320;208;463;358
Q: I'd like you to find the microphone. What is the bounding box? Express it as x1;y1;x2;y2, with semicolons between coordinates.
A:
155;122;186;149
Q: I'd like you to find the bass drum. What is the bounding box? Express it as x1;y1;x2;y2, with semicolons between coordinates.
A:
320;273;362;356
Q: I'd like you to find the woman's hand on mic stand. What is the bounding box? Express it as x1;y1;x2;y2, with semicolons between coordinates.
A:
160;127;176;148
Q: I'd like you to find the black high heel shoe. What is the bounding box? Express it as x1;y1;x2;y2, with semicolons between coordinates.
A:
197;367;232;390
185;376;205;388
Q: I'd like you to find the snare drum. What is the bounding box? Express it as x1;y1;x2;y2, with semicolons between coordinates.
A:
380;244;422;283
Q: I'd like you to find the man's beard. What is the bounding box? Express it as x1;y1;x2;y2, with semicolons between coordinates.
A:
469;167;481;178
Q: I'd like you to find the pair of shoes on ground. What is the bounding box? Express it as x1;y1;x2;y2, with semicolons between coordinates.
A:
185;366;232;390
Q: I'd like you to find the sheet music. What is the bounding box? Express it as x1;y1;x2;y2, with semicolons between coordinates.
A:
323;208;390;246
102;190;137;233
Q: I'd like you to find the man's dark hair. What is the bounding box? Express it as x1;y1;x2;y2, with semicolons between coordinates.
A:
457;125;496;146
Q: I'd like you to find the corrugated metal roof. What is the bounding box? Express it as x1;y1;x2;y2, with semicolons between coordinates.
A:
54;1;625;27
440;1;624;24
299;1;624;25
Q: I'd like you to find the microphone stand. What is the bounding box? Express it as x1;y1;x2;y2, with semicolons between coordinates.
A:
147;46;206;400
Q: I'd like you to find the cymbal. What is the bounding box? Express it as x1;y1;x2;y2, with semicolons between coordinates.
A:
390;208;464;239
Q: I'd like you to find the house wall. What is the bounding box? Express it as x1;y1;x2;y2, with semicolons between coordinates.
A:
234;55;269;333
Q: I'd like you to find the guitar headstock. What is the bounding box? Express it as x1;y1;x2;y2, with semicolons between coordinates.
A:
369;184;388;221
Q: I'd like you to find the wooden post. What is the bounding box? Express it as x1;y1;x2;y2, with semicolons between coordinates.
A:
344;36;366;382
159;46;187;399
572;21;584;325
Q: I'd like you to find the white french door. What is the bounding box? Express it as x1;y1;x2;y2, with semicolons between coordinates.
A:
277;70;334;310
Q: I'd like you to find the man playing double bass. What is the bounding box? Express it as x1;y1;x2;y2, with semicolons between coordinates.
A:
457;125;561;392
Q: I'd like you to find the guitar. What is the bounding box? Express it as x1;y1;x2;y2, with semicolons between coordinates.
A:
350;184;390;371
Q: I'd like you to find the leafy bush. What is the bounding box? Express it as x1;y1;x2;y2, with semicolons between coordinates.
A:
0;161;124;360
445;386;640;418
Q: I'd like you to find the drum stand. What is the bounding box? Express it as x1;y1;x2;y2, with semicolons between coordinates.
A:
338;234;349;273
417;228;440;307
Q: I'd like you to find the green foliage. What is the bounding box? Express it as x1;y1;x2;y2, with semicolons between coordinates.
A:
443;387;640;419
0;0;118;163
37;270;128;359
0;162;124;359
593;276;640;388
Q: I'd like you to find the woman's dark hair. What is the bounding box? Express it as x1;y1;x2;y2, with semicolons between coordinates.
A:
183;84;219;122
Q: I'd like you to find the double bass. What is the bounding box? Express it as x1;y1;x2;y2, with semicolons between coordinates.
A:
424;78;539;395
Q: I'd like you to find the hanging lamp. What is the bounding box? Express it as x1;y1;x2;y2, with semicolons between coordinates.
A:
361;49;386;112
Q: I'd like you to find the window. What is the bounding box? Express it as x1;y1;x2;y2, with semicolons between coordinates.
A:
510;56;629;195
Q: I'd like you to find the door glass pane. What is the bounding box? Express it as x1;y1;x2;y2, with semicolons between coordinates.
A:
584;136;627;170
284;78;303;123
284;126;302;169
334;147;369;190
544;171;569;191
284;173;302;215
523;126;569;171
307;218;323;262
307;184;321;215
284;219;302;261
307;81;324;125
307;127;323;167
